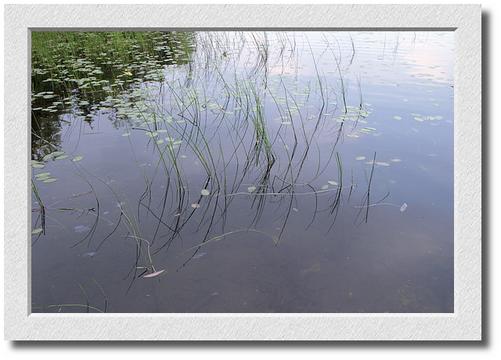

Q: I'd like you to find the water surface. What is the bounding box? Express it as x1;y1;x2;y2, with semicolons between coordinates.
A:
31;31;454;313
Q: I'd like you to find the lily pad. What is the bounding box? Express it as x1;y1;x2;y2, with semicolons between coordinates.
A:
31;162;45;169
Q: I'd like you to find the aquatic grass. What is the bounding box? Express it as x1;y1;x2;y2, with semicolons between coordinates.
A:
356;151;377;224
30;31;403;310
31;179;46;238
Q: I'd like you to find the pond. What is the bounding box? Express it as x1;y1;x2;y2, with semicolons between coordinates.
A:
31;31;454;313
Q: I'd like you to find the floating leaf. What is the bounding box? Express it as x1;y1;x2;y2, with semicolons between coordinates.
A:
191;203;200;209
328;180;338;186
393;116;402;120
72;156;84;162
42;178;57;183
321;184;329;190
54;154;68;160
390;158;402;162
201;189;210;196
355;156;366;161
143;269;165;278
31;228;43;235
31;162;45;169
35;174;51;181
375;162;390;167
247;186;257;193
43;151;64;161
400;203;408;212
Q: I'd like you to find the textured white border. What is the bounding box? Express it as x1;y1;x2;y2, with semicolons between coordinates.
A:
4;4;481;341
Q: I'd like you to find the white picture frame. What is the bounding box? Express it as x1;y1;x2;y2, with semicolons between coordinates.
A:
4;4;481;341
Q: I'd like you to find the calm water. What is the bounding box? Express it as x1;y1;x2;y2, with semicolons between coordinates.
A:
31;31;454;313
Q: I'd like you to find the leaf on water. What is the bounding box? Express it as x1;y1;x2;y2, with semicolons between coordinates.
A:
36;174;51;181
35;172;51;178
43;151;64;161
42;178;57;183
143;269;165;278
390;158;402;162
400;203;408;212
355;156;366;161
72;156;84;162
31;228;43;235
247;186;257;193
201;189;210;196
191;203;201;209
328;180;338;186
292;207;299;212
31;162;45;169
375;162;390;167
54;155;68;160
321;184;329;190
393;116;402;120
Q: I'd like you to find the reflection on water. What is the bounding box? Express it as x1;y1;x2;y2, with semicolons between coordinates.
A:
31;31;454;313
